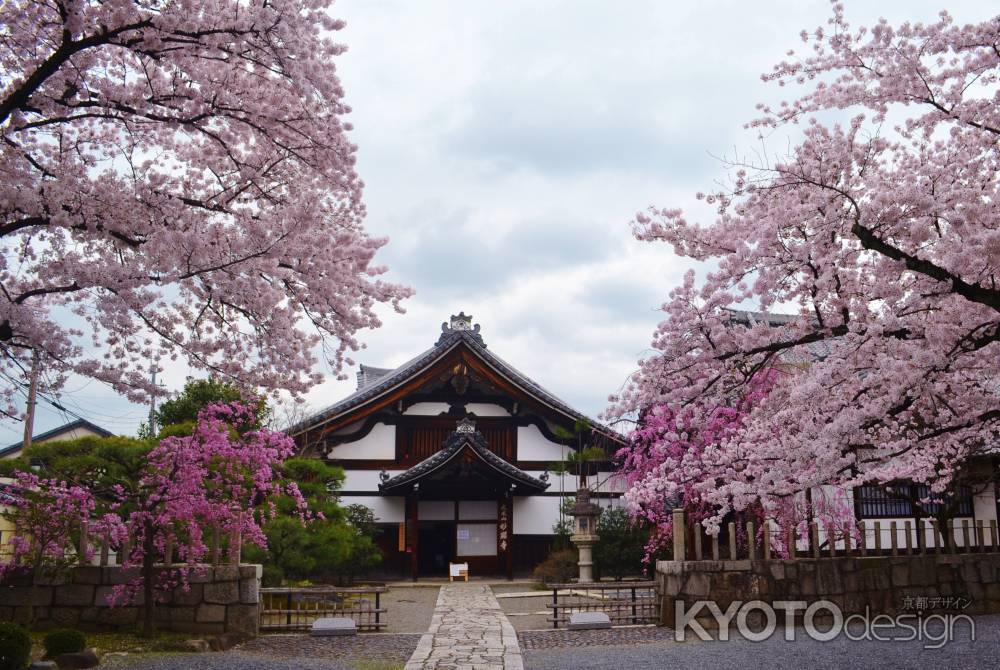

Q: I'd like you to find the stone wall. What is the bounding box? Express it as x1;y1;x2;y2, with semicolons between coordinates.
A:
657;553;1000;628
0;564;261;637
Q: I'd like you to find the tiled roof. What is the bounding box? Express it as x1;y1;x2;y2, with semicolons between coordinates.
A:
724;308;811;328
289;315;621;442
355;365;395;391
723;308;832;362
378;423;550;493
0;418;114;458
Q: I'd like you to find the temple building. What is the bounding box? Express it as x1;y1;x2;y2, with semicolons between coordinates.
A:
289;313;626;579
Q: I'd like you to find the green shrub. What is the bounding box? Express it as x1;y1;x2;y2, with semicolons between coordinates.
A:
532;549;578;585
0;622;31;670
594;507;648;580
261;564;285;587
42;629;87;658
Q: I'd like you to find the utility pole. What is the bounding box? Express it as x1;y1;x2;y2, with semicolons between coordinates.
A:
148;366;158;435
22;349;40;449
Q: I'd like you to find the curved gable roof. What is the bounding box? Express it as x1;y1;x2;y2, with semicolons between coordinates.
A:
378;423;550;493
290;314;623;443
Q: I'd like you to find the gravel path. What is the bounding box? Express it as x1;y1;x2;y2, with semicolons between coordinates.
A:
103;633;422;670
519;626;673;649
495;591;551;632
523;615;1000;670
381;586;441;634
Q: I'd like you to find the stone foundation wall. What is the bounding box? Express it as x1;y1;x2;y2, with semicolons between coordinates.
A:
657;553;1000;628
0;564;261;637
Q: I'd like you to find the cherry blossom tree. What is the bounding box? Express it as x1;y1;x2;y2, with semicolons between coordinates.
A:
0;0;410;418
0;474;95;625
611;4;1000;527
2;401;306;635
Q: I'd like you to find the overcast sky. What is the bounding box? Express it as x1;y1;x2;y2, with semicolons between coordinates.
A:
3;0;990;445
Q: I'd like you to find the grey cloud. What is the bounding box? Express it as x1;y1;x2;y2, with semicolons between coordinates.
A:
379;205;626;300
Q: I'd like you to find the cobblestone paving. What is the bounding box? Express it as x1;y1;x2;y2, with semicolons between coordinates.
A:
405;583;523;670
518;625;674;649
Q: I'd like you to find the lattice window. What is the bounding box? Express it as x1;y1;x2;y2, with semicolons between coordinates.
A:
857;483;973;519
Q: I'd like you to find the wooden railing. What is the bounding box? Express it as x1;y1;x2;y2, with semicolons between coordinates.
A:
670;508;1000;561
547;581;658;629
259;586;388;632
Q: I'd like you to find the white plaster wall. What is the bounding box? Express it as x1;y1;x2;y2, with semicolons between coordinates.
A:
974;483;997;522
342;469;405;492
522;471;625;497
338;495;405;523
513;496;562;535
596;473;628;494
403;402;450;416
517;425;566;462
330;419;365;436
524;471;572;493
465;403;510;417
418;500;455;520
327;423;395;460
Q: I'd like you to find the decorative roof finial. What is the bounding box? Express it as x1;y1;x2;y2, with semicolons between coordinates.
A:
456;417;476;434
450;312;473;331
436;311;485;347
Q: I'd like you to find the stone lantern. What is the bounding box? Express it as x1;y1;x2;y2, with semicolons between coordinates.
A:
569;485;601;582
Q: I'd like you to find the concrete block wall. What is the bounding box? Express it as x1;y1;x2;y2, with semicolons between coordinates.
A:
0;564;261;637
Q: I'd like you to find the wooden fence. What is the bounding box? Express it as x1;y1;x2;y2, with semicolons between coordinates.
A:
258;586;388;632
670;508;1000;561
547;581;659;629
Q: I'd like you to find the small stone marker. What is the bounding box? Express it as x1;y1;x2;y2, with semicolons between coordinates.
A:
568;612;612;630
311;617;358;637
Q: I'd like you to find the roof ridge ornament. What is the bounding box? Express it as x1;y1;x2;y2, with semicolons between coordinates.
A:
436;311;486;347
455;417;476;434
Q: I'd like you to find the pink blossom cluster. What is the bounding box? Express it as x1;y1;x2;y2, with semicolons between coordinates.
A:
610;5;1000;529
0;473;95;578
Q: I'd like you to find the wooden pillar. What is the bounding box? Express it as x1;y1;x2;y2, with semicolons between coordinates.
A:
408;492;419;582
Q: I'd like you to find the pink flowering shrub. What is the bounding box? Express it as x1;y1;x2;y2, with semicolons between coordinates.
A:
616;372;774;559
2;402;306;635
0;474;95;624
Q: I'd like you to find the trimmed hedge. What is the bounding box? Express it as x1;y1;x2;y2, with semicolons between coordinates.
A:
43;629;87;658
0;622;31;670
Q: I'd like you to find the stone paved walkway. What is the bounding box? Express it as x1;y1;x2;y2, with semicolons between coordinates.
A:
404;583;523;670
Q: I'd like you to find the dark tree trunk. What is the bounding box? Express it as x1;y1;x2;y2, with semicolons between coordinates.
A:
142;522;156;637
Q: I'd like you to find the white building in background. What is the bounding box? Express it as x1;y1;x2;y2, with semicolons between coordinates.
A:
289;313;626;579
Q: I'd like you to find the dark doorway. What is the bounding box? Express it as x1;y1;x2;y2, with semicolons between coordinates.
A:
418;521;455;575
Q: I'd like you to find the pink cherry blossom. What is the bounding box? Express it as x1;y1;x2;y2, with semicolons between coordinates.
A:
610;4;1000;529
0;0;411;418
